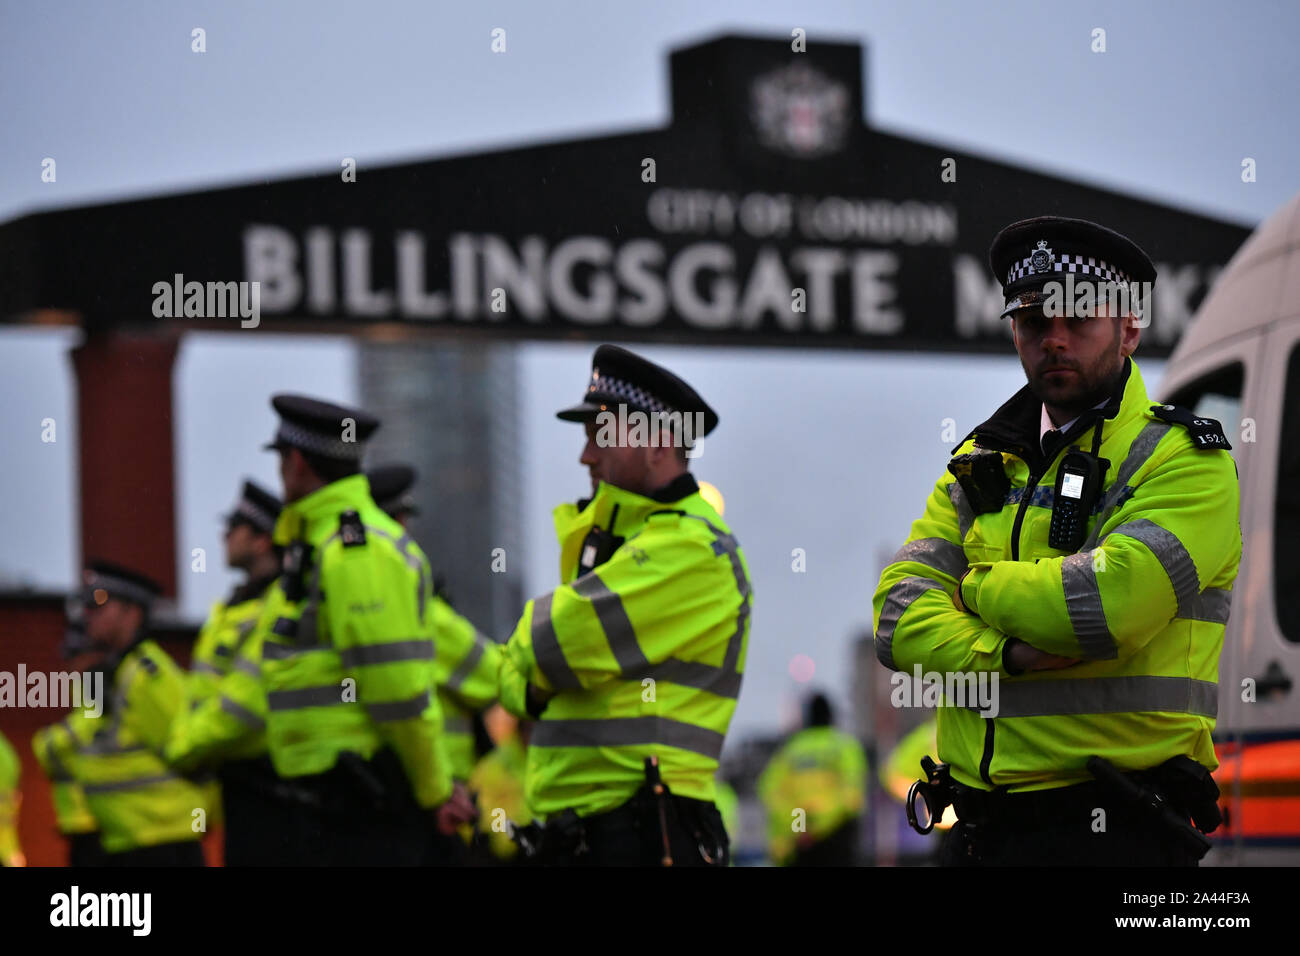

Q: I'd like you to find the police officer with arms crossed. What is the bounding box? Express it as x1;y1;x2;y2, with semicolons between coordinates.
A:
255;396;476;865
499;345;752;866
874;217;1240;866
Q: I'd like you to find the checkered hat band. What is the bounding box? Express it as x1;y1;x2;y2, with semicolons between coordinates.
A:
588;372;670;415
275;421;365;461
235;500;276;533
84;572;154;606
1007;254;1132;287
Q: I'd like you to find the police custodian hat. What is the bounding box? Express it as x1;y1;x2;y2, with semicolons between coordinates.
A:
366;463;419;518
556;344;720;437
264;394;381;461
989;216;1157;319
224;479;282;535
81;560;161;609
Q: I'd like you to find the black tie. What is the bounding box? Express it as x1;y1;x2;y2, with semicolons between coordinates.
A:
1043;428;1063;458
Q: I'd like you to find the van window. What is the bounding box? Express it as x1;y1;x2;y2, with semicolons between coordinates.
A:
1164;363;1243;463
1277;346;1300;643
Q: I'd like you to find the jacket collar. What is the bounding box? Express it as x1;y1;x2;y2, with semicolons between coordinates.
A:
103;632;149;687
968;357;1148;471
274;473;372;545
553;474;701;583
227;571;279;606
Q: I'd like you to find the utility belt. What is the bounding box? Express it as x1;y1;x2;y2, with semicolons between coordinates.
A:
266;748;419;818
511;757;728;866
908;754;1222;860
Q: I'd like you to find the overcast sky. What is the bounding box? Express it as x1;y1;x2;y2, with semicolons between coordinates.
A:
2;0;1296;739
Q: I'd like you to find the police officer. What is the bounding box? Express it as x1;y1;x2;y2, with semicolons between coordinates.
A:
499;345;752;866
874;217;1241;866
757;693;867;866
32;622;107;867
256;395;475;865
167;479;283;865
40;562;209;866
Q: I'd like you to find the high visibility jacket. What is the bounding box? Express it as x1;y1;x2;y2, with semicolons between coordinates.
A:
47;639;209;853
468;733;530;860
431;602;502;781
188;575;275;695
499;474;753;819
32;713;99;836
260;474;453;809
0;730;24;866
166;578;275;770
874;358;1242;792
757;726;867;865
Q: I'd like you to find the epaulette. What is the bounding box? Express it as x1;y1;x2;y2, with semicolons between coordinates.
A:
339;510;367;547
1149;404;1232;451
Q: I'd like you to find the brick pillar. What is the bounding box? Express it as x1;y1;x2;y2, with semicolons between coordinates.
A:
70;334;179;596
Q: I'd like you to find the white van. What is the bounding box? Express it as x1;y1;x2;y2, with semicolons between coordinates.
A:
1158;192;1300;865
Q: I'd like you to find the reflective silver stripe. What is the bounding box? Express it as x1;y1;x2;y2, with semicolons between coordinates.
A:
232;658;261;678
1060;551;1117;660
994;676;1218;718
339;639;434;668
1107;519;1200;616
443;714;472;735
83;773;183;795
364;526;423;574
360;525;430;620
572;572;649;673
890;537;968;580
640;658;743;699
675;511;751;678
531;592;582;691
445;636;488;693
267;685;348;711
1181;587;1232;624
367;691;431;722
948;481;975;542
875;577;944;671
191;661;223;677
1083;420;1171;549
531;716;725;760
262;640;330;660
220;695;265;728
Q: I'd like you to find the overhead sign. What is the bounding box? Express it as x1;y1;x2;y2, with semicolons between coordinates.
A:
0;35;1252;357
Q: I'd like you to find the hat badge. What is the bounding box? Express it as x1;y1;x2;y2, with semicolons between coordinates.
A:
1030;240;1055;274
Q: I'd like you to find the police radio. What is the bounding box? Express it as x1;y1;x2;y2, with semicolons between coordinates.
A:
577;504;624;576
1048;422;1109;552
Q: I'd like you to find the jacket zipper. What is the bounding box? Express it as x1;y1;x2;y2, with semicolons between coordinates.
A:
979;462;1041;786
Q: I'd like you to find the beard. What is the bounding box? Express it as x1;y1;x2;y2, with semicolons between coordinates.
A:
1022;327;1126;418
